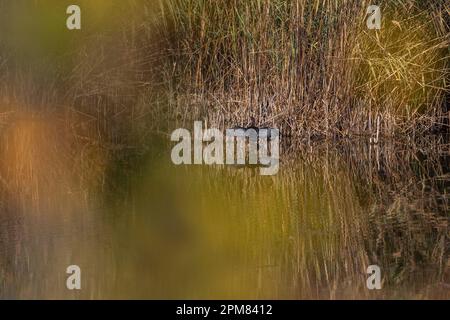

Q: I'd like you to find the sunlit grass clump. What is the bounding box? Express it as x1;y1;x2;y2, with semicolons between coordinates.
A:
353;3;449;130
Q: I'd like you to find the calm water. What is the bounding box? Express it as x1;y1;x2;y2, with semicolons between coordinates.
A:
0;129;448;299
0;0;448;300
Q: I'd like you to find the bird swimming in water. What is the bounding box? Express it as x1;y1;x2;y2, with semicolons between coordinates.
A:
231;116;276;140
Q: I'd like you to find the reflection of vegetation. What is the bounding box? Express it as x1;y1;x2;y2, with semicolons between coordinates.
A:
0;129;447;298
0;1;448;299
87;140;448;299
360;143;449;294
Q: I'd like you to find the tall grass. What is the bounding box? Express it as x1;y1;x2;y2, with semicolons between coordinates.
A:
160;0;449;140
1;1;447;145
0;1;166;149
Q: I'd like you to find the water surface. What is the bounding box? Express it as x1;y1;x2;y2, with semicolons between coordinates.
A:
0;132;448;299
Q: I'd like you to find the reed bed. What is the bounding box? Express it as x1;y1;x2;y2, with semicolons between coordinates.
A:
1;0;447;145
160;0;449;140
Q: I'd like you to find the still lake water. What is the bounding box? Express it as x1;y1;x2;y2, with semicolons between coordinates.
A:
0;125;448;299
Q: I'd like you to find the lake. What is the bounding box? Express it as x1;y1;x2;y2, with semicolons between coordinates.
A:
0;127;448;299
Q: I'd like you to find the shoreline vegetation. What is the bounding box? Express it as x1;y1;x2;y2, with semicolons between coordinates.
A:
159;0;449;142
0;0;447;212
0;1;448;299
0;0;447;149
